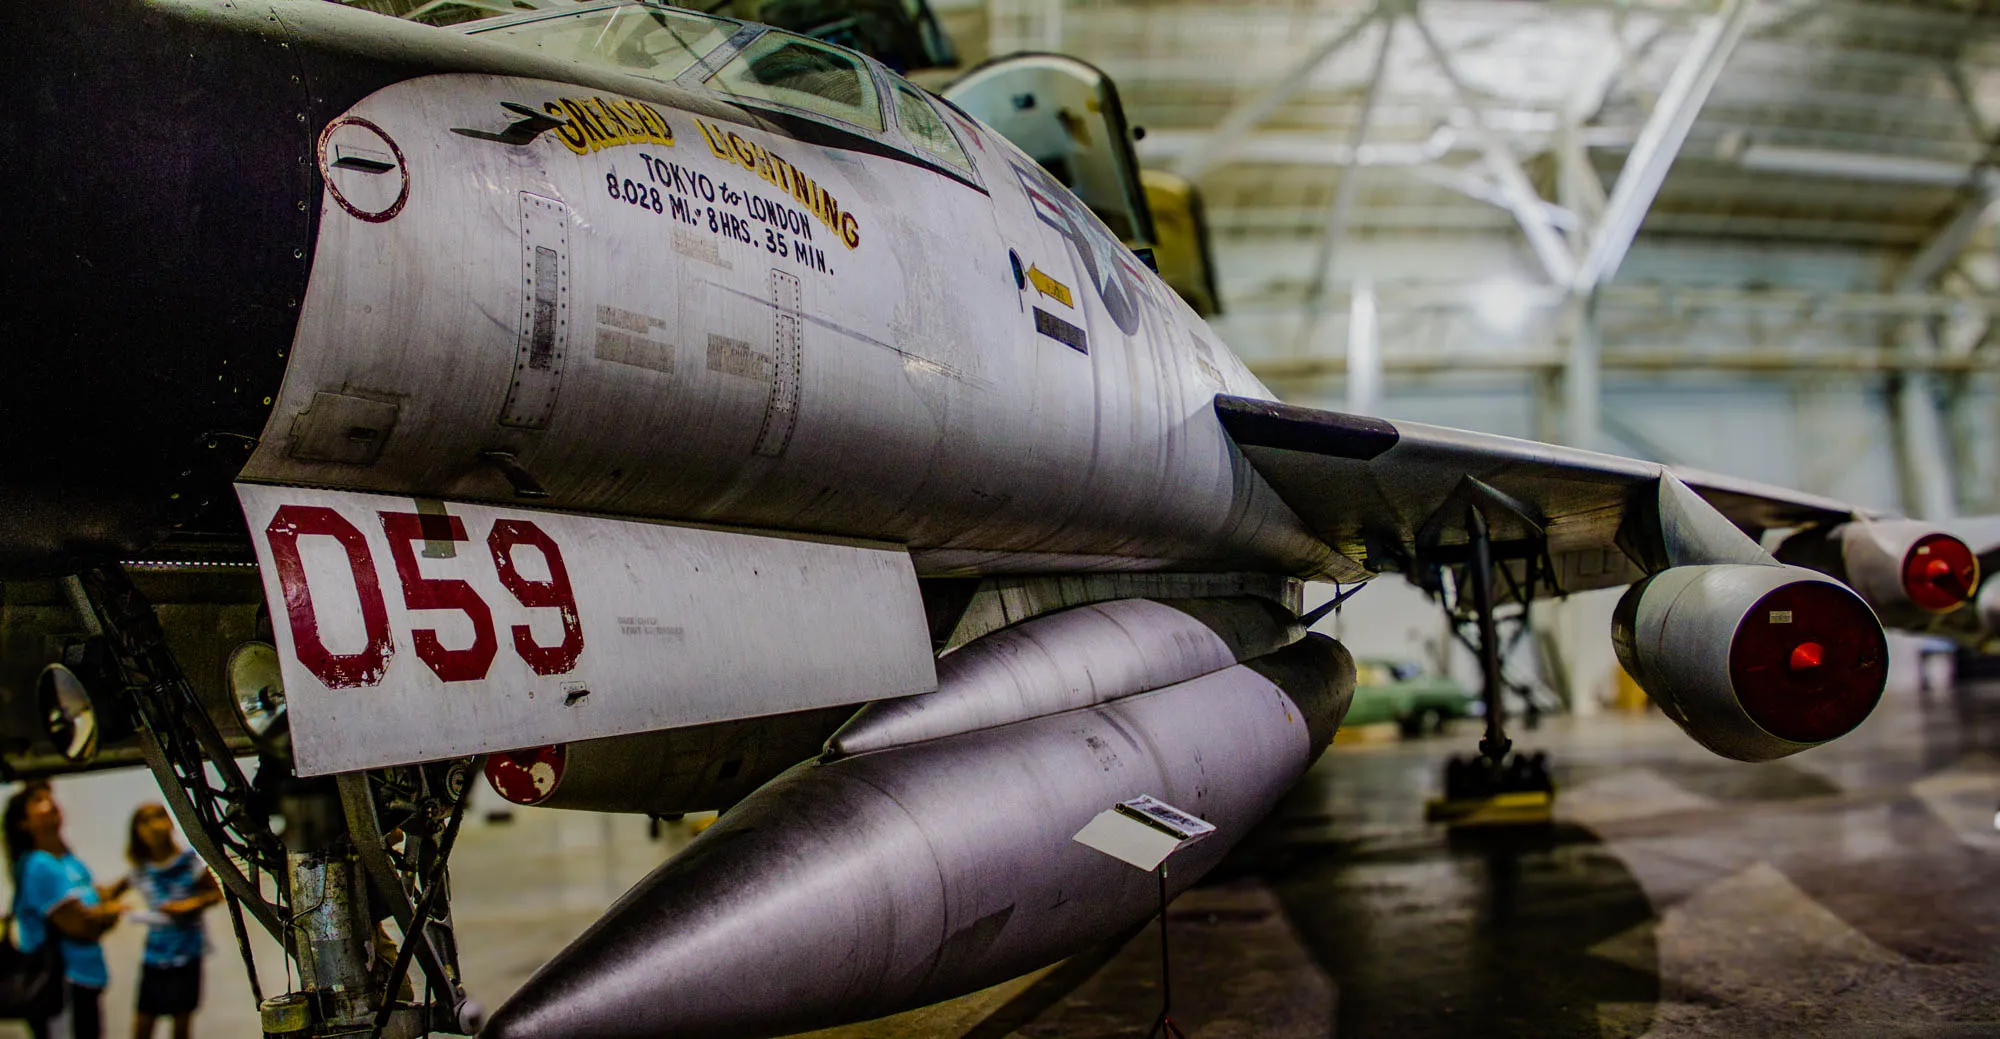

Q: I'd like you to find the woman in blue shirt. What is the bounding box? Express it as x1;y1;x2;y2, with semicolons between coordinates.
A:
4;782;124;1039
125;804;220;1039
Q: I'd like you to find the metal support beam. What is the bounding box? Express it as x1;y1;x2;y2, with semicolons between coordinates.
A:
1245;347;2000;381
1562;296;1602;449
1884;185;2000;521
1292;15;1397;353
1555;21;1617;253
1532;369;1564;445
1945;59;1994;143
1572;0;1752;293
1227;280;2000;320
1553;126;1606;254
1172;5;1381;181
1893;369;1958;520
1142;127;1457;169
1346;280;1382;414
1944;371;2000;513
1562;16;1627;128
1905;193;2000;290
1408;9;1577;286
1410;165;1581;230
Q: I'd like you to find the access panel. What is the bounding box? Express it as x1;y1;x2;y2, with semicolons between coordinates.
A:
236;484;935;775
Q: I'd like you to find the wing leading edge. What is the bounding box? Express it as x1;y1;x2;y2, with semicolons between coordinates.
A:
1213;395;1864;594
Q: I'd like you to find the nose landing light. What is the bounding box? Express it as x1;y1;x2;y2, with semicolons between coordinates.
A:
37;665;99;764
228;641;290;756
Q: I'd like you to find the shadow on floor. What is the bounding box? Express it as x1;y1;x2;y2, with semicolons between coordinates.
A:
1212;767;1662;1039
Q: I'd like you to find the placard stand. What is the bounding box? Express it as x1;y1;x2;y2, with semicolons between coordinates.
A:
1071;795;1216;1039
1146;863;1185;1039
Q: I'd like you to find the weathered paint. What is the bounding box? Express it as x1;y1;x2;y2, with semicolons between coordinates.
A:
239;70;1334;581
236;484;934;774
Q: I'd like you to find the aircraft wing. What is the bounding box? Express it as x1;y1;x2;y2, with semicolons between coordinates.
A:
1668;465;1872;534
1213;395;1865;593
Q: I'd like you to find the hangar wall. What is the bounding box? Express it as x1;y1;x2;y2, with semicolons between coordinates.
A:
1210;234;1921;515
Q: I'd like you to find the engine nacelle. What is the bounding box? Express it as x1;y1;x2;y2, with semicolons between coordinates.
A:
1612;564;1887;762
1774;520;1978;629
1968;575;2000;647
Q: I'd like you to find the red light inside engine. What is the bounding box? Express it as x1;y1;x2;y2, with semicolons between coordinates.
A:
485;744;567;805
1729;581;1886;745
1788;642;1823;671
1903;534;1979;613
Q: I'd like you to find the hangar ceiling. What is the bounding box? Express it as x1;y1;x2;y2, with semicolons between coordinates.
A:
1055;1;2000;245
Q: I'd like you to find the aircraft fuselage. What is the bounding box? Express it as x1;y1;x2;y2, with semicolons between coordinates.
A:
3;0;1331;584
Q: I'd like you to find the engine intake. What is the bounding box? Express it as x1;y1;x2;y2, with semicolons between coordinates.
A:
1774;520;1978;628
1613;563;1887;762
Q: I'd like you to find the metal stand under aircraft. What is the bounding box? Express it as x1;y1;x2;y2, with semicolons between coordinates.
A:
1145;864;1188;1039
1408;485;1558;826
69;565;478;1039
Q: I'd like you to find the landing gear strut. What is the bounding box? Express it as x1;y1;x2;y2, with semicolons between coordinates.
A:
1418;499;1556;825
73;564;479;1038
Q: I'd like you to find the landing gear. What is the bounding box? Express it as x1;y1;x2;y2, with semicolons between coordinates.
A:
72;564;478;1038
1416;502;1558;826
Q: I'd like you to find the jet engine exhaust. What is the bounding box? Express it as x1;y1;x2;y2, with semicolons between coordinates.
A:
482;634;1353;1039
1773;520;1979;628
1613;563;1888;761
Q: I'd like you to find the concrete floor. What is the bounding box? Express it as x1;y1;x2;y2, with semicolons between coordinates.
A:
6;678;1996;1038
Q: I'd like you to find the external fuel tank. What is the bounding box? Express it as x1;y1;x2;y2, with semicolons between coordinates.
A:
483;634;1352;1039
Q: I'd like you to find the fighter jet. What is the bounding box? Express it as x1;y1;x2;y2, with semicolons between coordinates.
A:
0;0;1982;1036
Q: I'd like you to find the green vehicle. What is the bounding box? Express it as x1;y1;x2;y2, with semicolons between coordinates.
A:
1345;658;1479;737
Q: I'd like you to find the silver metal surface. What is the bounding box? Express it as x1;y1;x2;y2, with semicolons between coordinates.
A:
239;59;1334;581
1775;519;1972;630
1610;563;1882;762
516;704;858;815
289;851;378;1028
483;635;1353;1039
1980;578;2000;644
1224;403;1791;590
235;484;935;774
4;4;1980;1037
830;596;1300;756
938;572;1303;651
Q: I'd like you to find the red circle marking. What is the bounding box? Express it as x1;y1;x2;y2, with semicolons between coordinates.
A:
317;115;411;224
485;745;567;806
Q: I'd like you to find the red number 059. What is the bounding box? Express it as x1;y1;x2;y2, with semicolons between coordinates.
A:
266;506;585;688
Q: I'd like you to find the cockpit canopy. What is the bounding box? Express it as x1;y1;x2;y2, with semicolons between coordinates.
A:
470;5;733;82
456;1;972;173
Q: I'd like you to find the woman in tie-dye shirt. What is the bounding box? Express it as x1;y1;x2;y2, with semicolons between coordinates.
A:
125;805;221;1039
